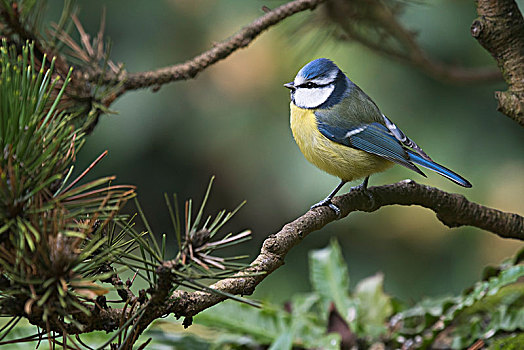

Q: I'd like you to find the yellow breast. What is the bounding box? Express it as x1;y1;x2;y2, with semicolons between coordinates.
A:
289;103;393;182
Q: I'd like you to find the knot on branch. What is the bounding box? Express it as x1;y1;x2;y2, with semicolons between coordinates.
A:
149;262;178;306
470;19;484;38
496;91;524;125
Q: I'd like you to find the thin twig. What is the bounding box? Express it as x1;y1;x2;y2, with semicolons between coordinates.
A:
325;0;502;84
99;0;325;103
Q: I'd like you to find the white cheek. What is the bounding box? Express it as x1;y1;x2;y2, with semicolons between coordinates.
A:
294;85;335;109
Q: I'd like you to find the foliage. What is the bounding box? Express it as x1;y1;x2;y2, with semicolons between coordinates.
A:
490;333;524;350
140;240;524;350
3;245;523;349
0;39;254;349
195;293;341;349
0;39;135;328
392;253;524;349
189;239;393;349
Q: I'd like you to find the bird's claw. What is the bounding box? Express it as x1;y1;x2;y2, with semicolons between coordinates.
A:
311;199;341;216
350;183;375;209
327;202;341;216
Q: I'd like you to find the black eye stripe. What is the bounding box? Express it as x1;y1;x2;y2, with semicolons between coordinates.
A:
298;82;331;89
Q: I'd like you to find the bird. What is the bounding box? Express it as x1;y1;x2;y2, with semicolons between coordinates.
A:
284;58;471;215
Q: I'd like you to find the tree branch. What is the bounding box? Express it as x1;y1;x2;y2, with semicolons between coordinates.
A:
323;0;502;84
165;180;523;322
100;0;325;104
471;0;524;126
12;180;521;336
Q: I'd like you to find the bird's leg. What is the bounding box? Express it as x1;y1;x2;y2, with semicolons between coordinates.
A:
350;176;374;208
311;180;346;216
350;176;369;191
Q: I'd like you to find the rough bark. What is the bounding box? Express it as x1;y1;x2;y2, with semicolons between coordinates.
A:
472;0;524;125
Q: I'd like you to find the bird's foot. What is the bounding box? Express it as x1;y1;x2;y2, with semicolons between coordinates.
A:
311;198;341;216
350;182;375;209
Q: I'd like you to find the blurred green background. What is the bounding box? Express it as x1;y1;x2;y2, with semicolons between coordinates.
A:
46;0;523;303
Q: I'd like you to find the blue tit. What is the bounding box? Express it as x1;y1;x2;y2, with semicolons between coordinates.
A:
284;58;471;214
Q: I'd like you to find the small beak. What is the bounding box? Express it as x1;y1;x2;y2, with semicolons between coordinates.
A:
284;82;295;90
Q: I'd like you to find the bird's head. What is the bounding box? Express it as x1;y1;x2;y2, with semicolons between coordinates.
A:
284;58;348;109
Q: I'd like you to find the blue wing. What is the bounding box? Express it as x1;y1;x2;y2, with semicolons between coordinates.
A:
316;119;472;188
317;121;426;176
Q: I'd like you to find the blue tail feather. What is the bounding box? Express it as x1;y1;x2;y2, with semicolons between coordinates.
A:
407;151;472;188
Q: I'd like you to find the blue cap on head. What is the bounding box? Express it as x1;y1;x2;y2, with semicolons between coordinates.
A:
298;58;339;80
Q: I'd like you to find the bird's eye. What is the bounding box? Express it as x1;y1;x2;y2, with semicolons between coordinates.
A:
304;82;317;88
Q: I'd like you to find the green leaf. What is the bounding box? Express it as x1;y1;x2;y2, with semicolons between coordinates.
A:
489;333;524;350
268;331;293;350
211;333;259;350
451;283;524;348
354;273;392;338
287;293;341;349
145;329;211;350
196;301;283;344
289;293;320;316
393;261;524;348
195;295;339;350
309;239;356;325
